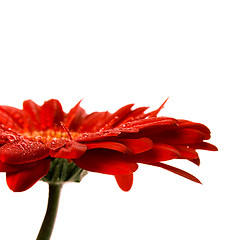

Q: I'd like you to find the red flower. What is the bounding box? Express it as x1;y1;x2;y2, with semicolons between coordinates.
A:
0;99;217;192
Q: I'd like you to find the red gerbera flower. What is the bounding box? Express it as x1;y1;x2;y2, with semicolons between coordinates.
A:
0;99;217;192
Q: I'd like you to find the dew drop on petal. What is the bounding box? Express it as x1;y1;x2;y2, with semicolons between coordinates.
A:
83;133;89;138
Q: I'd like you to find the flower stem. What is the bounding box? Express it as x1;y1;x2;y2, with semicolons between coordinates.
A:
37;183;63;240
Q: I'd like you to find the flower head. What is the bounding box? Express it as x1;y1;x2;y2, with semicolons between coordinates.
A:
0;99;217;192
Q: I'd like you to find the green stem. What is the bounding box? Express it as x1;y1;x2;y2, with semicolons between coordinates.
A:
37;183;63;240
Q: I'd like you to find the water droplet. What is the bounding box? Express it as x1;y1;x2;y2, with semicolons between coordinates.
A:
83;133;89;138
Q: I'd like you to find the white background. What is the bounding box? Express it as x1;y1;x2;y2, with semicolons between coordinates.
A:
0;1;239;239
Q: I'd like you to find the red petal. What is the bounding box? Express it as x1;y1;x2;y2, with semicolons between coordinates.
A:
178;121;211;139
0;161;38;173
0;161;16;172
86;141;132;154
0;106;24;130
118;138;153;154
75;129;121;142
148;162;201;184
144;98;169;118
189;142;218;151
0;140;49;164
6;158;51;192
102;104;134;129
23;100;41;130
50;140;87;159
46;139;66;151
40;99;65;130
73;149;138;175
79;111;111;132
128;143;180;163
65;101;87;131
115;174;133;192
155;128;206;145
0;127;20;144
188;158;201;166
173;146;200;165
119;107;149;123
174;145;199;160
125;117;177;130
123;117;178;138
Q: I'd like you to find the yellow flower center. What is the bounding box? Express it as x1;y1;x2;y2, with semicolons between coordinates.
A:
23;129;79;142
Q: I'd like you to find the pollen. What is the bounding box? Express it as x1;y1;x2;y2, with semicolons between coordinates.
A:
24;129;79;142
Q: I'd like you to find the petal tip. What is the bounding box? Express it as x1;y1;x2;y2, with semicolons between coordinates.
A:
115;174;133;192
